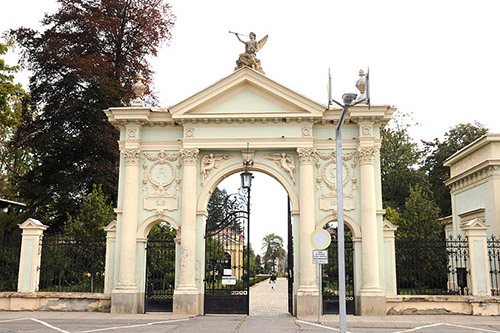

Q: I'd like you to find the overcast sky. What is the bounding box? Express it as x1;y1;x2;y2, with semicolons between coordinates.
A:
2;0;500;255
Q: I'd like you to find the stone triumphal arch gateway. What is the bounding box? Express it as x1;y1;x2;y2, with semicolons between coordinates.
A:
104;67;396;316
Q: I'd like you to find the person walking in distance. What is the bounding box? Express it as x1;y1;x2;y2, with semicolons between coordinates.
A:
270;272;277;290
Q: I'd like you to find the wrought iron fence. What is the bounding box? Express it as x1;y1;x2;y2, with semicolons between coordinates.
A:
487;235;500;296
39;233;106;293
395;235;469;295
0;229;22;291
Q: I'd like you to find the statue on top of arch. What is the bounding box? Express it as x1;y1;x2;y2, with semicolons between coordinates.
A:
233;32;268;75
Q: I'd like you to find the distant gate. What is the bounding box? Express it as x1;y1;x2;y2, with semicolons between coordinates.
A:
204;190;249;314
145;224;176;312
322;228;354;314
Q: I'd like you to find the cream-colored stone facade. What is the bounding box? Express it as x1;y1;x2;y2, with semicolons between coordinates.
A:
104;67;396;315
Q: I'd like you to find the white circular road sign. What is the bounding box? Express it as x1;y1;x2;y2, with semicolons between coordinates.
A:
310;229;331;249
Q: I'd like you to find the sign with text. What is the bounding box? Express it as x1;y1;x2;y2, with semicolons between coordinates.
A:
312;249;328;264
221;276;237;285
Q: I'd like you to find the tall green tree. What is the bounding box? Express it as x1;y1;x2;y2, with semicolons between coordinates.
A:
422;122;488;217
9;0;175;231
380;111;429;211
261;233;284;273
206;187;245;234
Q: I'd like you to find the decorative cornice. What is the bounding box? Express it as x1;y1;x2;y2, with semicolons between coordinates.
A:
123;148;141;165
297;147;316;164
180;148;199;165
448;165;497;193
358;146;378;164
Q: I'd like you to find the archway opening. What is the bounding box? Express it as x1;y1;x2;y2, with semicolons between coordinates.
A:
322;221;355;315
144;222;177;312
205;171;292;316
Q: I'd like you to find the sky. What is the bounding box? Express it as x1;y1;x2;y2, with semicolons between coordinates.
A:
2;0;500;255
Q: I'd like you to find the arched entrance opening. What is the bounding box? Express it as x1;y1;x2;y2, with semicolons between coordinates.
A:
322;220;356;314
203;170;295;316
144;221;177;312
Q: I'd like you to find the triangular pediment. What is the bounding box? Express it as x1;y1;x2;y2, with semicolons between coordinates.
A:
18;218;48;230
169;67;325;119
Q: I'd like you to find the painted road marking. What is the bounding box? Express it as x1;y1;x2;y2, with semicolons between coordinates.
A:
296;320;345;332
30;318;71;333
395;322;500;333
79;318;189;332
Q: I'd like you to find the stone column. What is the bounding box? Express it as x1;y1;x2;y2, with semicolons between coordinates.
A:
104;220;117;294
174;148;201;315
17;218;48;293
296;147;318;316
357;146;385;315
112;147;141;313
462;219;491;296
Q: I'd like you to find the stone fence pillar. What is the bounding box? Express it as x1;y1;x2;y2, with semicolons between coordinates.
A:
383;220;398;296
17;218;48;293
104;220;117;294
462;218;491;296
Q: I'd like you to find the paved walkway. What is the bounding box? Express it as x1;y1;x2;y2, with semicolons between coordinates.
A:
249;277;289;316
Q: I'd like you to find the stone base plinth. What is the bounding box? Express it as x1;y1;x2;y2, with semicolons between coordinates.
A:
111;290;143;314
173;291;202;315
356;294;386;316
296;293;319;317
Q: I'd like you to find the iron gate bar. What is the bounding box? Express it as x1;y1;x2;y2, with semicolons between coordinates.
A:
287;196;294;315
204;189;250;314
145;225;176;312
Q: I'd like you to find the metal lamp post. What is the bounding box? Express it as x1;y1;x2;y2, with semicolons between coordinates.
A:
328;69;370;333
241;147;253;315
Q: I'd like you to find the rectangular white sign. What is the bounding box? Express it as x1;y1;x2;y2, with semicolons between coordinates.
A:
221;276;237;285
312;249;328;264
223;269;232;276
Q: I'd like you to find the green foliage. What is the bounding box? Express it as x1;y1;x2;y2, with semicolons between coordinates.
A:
64;184;115;238
9;0;175;231
380;111;429;211
206;187;245;234
146;223;176;296
422;122;488;217
393;184;443;240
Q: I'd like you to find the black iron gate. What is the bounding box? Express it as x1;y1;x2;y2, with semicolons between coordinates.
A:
204;189;250;314
145;224;176;312
322;228;354;314
287;197;294;315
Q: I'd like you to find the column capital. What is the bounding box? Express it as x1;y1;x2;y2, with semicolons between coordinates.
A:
122;148;141;165
297;147;315;164
180;148;199;165
358;146;378;165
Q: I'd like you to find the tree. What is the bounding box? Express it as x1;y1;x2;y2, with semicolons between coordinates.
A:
380;111;429;211
9;0;175;231
261;233;284;273
64;184;115;239
422;122;488;217
206;187;246;234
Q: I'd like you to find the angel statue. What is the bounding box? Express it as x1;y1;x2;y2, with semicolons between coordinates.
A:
233;32;268;74
200;154;229;185
262;153;296;184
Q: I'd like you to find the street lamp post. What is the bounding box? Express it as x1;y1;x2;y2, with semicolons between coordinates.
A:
328;69;370;333
241;146;253;315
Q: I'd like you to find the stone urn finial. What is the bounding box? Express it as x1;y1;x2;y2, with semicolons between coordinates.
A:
355;69;366;101
131;73;146;107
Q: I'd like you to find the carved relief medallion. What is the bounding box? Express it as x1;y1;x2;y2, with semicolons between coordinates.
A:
141;150;181;214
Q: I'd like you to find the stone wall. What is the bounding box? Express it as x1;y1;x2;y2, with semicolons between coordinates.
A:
0;292;110;312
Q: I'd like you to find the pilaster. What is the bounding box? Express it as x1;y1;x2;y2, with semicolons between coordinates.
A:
296;147;318;316
174;148;202;315
104;220;117;294
112;129;142;314
17;219;48;293
357;145;385;315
